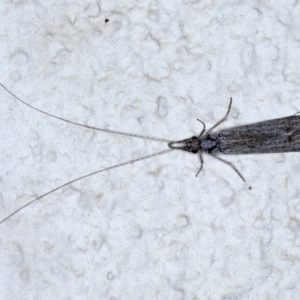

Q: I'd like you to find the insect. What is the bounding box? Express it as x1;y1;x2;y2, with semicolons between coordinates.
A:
1;82;299;225
169;101;300;181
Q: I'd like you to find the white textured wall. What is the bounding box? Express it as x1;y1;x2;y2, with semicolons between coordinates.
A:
1;1;300;299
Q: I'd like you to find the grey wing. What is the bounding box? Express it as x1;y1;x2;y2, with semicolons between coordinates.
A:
210;115;300;154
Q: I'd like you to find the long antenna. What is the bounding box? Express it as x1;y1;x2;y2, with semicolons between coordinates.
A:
0;148;172;225
0;83;171;143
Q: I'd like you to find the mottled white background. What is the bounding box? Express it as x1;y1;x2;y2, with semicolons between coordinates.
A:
1;0;300;299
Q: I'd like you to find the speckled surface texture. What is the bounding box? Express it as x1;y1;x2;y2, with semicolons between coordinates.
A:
1;1;300;299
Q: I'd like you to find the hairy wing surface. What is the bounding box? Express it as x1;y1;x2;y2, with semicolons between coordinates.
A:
210;116;300;154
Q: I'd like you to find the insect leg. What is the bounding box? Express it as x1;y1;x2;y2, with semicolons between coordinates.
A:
206;97;233;135
209;154;245;182
195;151;204;177
197;119;206;138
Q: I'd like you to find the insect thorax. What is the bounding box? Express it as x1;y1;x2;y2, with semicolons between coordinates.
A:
200;136;217;151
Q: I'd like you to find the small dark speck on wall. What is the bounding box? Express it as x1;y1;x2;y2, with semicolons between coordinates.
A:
105;19;109;23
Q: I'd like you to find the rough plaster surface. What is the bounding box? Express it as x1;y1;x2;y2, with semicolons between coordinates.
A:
1;0;300;299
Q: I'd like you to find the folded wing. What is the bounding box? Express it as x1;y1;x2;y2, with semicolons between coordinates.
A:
210;116;300;154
